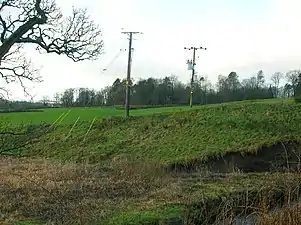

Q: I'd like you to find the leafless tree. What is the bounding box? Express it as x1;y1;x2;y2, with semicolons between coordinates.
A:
286;70;301;96
42;94;48;105
271;72;283;98
0;0;104;97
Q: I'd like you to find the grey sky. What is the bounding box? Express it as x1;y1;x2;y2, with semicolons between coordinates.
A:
8;0;301;100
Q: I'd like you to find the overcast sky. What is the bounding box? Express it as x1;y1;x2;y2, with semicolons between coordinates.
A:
8;0;301;101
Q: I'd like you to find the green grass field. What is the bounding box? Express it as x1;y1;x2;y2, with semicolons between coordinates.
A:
0;106;195;126
0;98;292;126
2;98;301;224
2;98;300;164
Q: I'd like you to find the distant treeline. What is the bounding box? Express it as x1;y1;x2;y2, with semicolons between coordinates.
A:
0;100;48;112
55;69;301;107
1;69;301;110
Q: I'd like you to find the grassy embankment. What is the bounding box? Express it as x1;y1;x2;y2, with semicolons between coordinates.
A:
2;98;301;224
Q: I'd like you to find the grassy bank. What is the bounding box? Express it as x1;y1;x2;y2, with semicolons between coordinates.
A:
2;99;301;224
3;99;300;166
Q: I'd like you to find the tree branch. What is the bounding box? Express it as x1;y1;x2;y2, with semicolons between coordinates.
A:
0;0;47;60
0;0;103;98
0;44;41;98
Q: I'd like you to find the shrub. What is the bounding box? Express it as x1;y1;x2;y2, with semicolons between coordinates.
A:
294;96;301;103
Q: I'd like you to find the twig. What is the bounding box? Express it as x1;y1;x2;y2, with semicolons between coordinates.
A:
281;142;290;171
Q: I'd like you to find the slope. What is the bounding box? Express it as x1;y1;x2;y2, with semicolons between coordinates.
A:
4;99;301;169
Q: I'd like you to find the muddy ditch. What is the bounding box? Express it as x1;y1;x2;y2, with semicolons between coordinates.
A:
170;142;301;173
163;142;301;225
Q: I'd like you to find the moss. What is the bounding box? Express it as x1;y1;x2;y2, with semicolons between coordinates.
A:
102;206;183;225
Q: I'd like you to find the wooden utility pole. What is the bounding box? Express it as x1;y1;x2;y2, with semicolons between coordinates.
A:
184;46;207;108
122;31;141;117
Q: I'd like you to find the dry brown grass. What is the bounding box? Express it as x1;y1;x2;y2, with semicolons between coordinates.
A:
2;157;301;225
0;157;192;224
258;203;301;225
210;178;301;225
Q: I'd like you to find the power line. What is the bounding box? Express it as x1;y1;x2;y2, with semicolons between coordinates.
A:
184;46;207;108
101;49;126;74
122;30;142;117
110;48;136;78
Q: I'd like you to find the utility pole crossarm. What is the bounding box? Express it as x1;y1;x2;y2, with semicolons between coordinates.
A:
121;31;141;34
184;46;207;108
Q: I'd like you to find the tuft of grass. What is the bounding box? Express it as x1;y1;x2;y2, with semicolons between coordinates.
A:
102;207;183;225
258;204;301;225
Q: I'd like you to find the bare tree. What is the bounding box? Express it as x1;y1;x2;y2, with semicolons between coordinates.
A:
53;92;60;104
256;70;265;89
286;70;301;96
0;0;104;97
271;72;283;98
42;95;48;105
